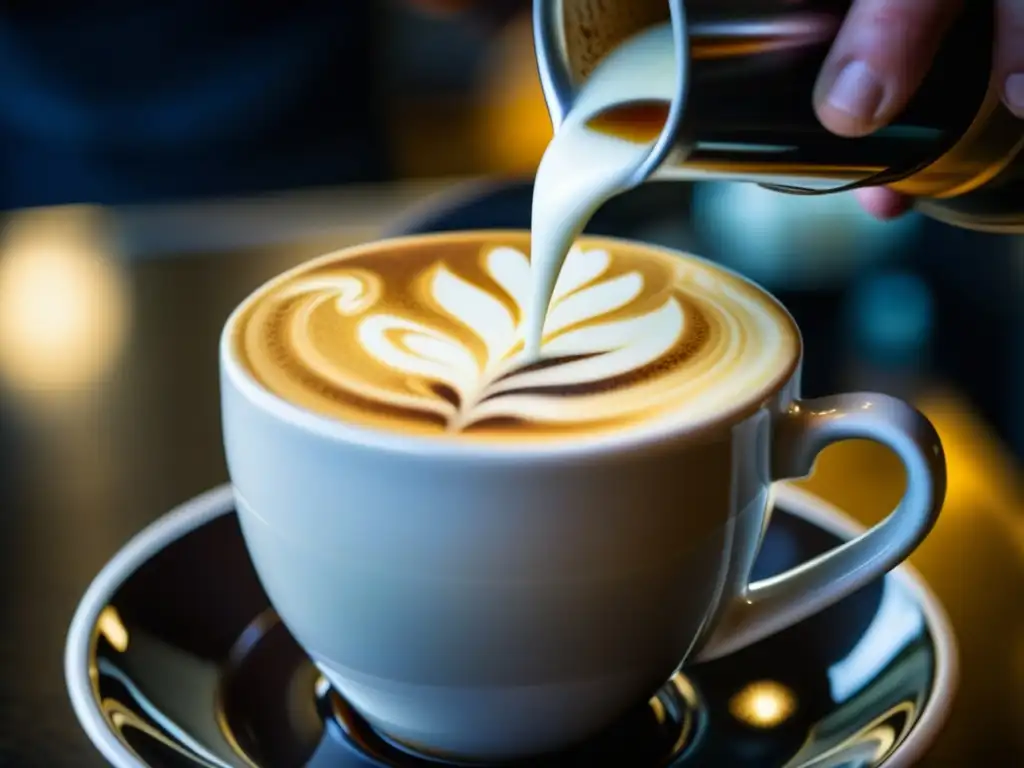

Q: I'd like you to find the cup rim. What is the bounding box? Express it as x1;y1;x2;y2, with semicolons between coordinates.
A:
220;230;803;462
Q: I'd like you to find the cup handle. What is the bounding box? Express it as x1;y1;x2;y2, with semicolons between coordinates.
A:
694;392;947;663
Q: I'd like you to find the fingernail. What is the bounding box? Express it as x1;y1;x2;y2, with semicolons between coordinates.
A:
828;60;885;125
1005;73;1024;117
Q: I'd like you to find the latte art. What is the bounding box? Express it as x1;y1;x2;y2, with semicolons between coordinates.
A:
234;235;796;442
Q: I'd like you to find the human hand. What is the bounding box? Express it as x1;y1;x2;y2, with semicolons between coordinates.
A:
813;0;1024;220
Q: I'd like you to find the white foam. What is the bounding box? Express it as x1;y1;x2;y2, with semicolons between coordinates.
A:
244;240;794;438
351;245;688;427
430;265;517;367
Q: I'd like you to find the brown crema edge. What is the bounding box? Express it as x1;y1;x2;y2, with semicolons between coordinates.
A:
229;231;802;444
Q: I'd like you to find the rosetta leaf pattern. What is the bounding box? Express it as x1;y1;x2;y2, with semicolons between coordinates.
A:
294;246;683;431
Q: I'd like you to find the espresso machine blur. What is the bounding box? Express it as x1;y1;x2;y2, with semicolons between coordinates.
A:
534;0;1024;233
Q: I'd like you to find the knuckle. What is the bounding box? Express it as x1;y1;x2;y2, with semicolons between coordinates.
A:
844;0;962;75
853;0;961;35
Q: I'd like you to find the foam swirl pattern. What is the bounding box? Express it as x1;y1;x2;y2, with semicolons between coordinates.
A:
232;235;798;443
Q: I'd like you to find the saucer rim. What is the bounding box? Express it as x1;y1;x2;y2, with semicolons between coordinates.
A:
65;483;959;768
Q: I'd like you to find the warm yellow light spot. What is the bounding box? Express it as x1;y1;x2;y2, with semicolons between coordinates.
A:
649;694;667;724
474;14;552;175
913;390;1024;557
97;606;129;653
0;207;129;393
728;680;797;729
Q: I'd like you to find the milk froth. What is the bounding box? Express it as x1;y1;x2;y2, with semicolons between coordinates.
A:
232;233;797;443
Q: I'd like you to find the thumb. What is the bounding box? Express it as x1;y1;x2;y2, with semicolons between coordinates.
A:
996;0;1024;118
814;0;963;137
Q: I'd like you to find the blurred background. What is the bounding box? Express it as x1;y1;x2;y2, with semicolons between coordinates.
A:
0;0;1020;456
0;2;1020;765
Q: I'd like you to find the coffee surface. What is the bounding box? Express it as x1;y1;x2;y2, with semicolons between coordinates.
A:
232;233;797;443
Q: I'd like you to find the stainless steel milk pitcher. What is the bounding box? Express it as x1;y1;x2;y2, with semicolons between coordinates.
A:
534;0;1024;233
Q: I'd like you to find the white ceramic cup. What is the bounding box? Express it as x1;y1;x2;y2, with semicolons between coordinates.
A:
220;233;946;763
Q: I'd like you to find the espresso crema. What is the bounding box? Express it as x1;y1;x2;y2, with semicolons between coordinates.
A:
232;233;797;443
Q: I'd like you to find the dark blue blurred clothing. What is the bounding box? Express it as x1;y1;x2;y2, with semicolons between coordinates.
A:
0;1;391;209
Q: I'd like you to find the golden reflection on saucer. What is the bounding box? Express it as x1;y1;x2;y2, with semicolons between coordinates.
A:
0;207;129;393
728;680;798;729
96;606;129;653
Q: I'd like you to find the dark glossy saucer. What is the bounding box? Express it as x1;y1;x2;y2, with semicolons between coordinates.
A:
66;485;956;768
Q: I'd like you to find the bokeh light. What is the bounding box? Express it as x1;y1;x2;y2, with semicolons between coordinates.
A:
0;207;130;394
728;680;798;729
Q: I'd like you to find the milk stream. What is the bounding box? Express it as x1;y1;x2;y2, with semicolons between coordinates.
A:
526;23;677;357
